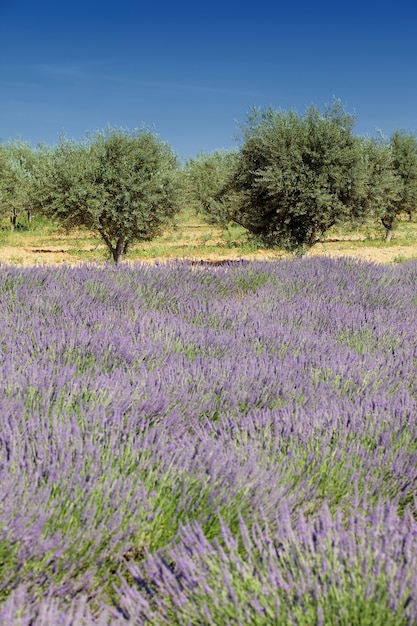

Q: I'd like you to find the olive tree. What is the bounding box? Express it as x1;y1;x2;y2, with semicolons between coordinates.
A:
34;128;180;263
0;140;37;229
224;102;372;254
183;150;239;225
380;130;417;240
358;135;401;242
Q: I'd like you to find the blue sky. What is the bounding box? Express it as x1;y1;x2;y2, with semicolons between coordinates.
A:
0;0;416;161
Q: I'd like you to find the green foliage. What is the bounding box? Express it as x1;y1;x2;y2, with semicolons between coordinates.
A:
359;135;402;241
3;114;417;261
33;128;181;263
225;101;377;254
182;149;239;226
382;130;417;240
0;140;39;230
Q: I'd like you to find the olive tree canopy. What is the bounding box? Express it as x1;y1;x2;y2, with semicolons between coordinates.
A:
183;150;239;226
34;128;181;263
224;102;374;254
0;140;37;230
381;130;417;240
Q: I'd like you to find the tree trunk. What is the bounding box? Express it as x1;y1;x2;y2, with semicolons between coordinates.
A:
385;227;393;243
10;210;17;231
381;216;395;243
98;228;129;264
112;238;129;264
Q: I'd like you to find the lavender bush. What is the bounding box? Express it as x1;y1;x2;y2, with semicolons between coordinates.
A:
0;258;416;624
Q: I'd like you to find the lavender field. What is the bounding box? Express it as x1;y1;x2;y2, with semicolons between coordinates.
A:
1;257;417;625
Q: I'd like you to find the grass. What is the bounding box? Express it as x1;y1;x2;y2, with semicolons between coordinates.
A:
2;208;416;265
325;218;417;247
0;209;259;263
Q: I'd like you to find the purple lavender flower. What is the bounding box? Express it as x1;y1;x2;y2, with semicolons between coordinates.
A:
0;258;416;623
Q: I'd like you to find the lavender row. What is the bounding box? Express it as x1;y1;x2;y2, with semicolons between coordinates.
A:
0;257;416;623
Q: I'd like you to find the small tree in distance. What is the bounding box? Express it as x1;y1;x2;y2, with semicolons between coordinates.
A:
183;150;239;226
34;127;180;263
0;140;37;230
358;135;401;242
381;130;417;240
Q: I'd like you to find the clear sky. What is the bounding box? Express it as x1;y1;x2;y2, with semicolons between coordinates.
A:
0;0;416;161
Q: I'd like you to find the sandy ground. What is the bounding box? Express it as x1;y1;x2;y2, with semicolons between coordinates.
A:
307;241;417;264
0;239;416;267
0;245;99;266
